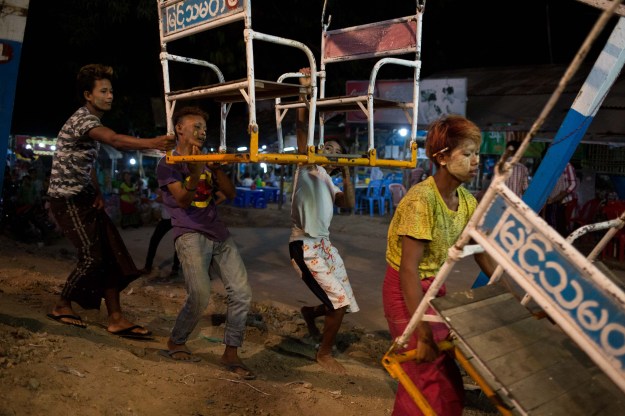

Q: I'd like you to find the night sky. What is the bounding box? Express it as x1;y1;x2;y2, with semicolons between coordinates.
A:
10;0;612;141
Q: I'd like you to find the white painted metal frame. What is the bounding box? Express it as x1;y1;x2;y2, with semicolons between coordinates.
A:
274;0;425;167
410;174;625;393
319;19;422;154
157;0;317;161
388;2;625;397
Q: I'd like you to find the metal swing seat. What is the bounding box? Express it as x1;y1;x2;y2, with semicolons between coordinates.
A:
157;0;424;168
382;1;625;414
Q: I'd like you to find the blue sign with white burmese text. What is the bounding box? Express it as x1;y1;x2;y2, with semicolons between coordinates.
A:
162;0;242;36
478;195;625;371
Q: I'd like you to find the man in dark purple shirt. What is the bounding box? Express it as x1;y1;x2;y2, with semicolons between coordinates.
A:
156;106;255;380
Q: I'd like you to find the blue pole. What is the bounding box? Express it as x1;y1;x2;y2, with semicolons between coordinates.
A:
0;1;30;197
473;16;625;288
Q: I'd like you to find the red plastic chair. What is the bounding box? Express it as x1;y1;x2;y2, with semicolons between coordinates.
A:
564;199;578;228
570;198;601;230
387;183;407;216
601;201;625;263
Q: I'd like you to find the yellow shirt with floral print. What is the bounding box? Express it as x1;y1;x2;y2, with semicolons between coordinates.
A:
386;176;476;279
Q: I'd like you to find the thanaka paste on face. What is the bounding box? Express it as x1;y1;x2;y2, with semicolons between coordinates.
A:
445;139;479;182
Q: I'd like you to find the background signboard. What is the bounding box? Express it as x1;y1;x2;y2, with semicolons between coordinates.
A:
418;78;467;125
0;0;30;194
161;0;242;37
345;78;467;126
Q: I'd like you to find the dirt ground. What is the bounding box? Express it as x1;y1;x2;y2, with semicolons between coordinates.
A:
0;204;498;416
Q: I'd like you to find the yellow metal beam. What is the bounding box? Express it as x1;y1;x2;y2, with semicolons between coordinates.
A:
165;131;418;168
451;343;515;416
382;340;516;416
381;345;437;416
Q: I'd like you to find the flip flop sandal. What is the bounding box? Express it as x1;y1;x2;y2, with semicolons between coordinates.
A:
157;349;201;363
222;362;256;380
108;325;154;340
46;313;87;328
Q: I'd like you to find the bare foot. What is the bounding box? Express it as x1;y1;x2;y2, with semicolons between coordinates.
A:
48;307;86;327
220;346;256;379
316;353;347;375
107;317;150;335
300;306;321;339
220;358;256;379
51;306;78;318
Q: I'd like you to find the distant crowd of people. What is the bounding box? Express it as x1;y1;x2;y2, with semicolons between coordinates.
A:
1;164;58;244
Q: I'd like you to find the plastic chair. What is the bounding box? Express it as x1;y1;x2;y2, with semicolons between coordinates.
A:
569;198;601;243
602;231;625;263
249;190;265;208
570;198;601;230
254;197;267;209
232;196;245;208
357;179;385;216
380;179;394;215
387;183;407;216
564;199;578;230
601;200;625;262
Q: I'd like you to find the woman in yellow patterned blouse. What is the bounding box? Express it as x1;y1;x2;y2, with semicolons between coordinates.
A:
383;115;495;416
